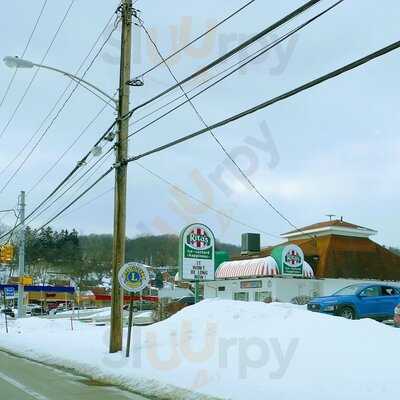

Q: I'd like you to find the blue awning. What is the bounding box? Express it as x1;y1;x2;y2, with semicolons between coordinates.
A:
0;284;75;294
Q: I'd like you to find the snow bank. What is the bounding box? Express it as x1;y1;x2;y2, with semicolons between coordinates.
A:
0;299;399;399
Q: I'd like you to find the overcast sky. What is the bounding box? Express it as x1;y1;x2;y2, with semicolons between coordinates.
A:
0;0;399;248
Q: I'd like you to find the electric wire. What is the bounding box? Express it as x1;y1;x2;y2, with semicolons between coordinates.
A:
135;0;257;79
0;12;121;194
35;167;114;231
126;40;400;166
0;0;49;109
139;18;307;235
0;0;75;140
2;37;398;240
133;161;280;238
127;1;343;142
124;0;324;119
19;38;400;238
27;101;111;194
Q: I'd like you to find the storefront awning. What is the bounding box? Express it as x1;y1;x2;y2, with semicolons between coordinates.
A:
216;257;279;279
216;256;314;279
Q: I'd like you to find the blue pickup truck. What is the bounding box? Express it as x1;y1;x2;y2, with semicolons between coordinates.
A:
307;283;400;320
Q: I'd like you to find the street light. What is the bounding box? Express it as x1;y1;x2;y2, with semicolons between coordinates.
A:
3;56;117;107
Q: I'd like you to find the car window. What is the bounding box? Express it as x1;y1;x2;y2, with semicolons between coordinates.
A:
381;286;399;296
360;286;381;297
333;285;360;296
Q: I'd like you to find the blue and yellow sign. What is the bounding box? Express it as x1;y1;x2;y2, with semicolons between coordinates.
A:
118;262;150;293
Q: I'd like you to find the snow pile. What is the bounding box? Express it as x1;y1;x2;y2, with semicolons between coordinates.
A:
0;299;399;399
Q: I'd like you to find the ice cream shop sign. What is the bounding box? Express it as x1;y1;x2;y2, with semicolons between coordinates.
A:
179;223;215;281
271;244;305;277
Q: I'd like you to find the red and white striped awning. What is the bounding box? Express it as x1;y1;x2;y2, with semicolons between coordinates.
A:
216;257;315;279
216;256;279;279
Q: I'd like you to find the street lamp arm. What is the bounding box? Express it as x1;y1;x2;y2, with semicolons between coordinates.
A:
33;62;118;106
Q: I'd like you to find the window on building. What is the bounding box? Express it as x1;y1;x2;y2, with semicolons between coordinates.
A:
218;286;225;292
254;291;272;302
233;292;249;301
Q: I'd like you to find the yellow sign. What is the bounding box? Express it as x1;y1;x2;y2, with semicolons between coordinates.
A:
0;244;14;263
20;276;33;285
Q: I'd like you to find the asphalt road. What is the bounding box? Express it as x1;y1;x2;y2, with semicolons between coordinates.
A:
0;350;148;400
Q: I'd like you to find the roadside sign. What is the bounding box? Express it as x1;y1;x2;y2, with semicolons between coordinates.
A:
20;276;33;285
179;223;215;281
4;287;15;299
118;262;150;359
118;262;150;293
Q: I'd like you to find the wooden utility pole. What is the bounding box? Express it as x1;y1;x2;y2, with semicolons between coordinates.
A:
17;191;26;318
110;0;133;353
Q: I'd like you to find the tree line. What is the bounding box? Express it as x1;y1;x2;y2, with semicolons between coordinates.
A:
4;227;240;289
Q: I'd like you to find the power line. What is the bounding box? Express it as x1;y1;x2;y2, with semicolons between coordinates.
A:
139;18;303;235
127;1;341;142
0;0;75;141
18;0;322;203
135;0;257;80
27;101;110;194
15;36;400;239
134;161;280;239
0;12;121;194
60;187;114;219
126;39;400;164
0;0;49;109
35;166;114;231
26;147;114;226
125;0;323;118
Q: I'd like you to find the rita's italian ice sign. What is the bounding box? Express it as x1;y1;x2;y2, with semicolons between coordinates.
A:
271;244;304;276
179;223;215;281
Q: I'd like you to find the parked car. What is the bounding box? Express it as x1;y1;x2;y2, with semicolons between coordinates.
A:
307;283;400;320
176;296;196;306
26;303;39;315
30;306;48;316
394;304;400;328
1;308;15;318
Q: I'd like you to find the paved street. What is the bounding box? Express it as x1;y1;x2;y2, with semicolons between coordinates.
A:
0;351;148;400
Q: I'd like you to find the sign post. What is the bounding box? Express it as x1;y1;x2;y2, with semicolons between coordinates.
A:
1;288;12;333
118;262;150;358
179;223;215;302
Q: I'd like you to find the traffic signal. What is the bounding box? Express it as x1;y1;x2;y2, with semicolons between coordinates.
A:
0;244;14;263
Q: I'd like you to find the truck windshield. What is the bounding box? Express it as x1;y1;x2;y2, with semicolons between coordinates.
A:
333;285;360;296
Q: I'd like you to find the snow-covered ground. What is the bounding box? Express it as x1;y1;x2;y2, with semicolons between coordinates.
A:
0;299;399;400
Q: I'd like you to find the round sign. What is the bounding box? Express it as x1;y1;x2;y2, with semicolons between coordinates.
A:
118;262;150;293
282;244;304;268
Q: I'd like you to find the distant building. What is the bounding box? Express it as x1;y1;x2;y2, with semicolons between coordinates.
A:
204;219;400;303
238;219;400;281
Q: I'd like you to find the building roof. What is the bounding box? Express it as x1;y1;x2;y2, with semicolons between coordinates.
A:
281;219;377;240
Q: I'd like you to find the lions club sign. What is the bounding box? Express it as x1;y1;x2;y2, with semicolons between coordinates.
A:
179;223;215;281
118;262;150;293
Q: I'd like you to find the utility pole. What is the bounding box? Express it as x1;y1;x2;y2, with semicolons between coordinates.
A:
17;190;26;318
110;0;133;353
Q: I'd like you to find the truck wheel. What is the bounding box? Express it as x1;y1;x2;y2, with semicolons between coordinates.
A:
339;306;355;320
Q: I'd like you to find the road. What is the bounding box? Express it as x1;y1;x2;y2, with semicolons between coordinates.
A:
0;350;149;400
